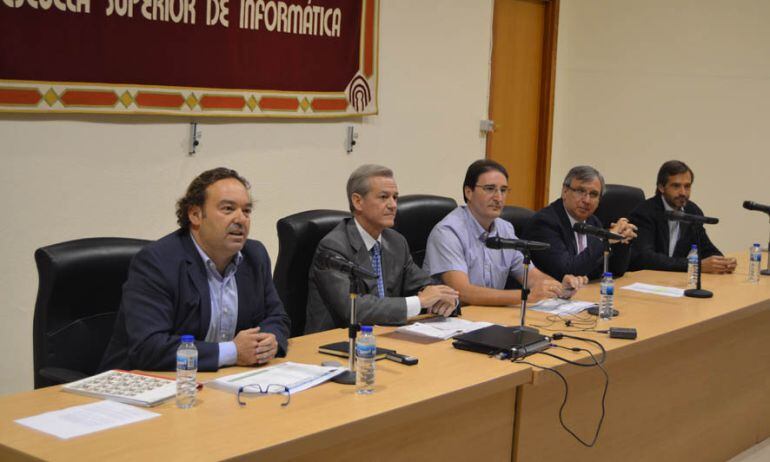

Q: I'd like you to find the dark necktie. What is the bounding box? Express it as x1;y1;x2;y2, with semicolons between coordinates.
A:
370;242;385;298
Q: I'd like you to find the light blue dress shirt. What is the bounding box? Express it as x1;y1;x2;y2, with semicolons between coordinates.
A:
423;206;529;289
191;235;243;367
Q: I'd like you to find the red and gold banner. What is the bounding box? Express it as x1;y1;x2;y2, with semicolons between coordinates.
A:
0;0;378;117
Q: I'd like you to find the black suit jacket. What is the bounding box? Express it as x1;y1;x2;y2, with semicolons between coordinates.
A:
629;196;722;272
99;230;290;372
304;218;433;334
524;199;630;281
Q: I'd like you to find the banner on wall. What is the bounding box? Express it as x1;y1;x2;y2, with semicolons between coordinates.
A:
0;0;378;117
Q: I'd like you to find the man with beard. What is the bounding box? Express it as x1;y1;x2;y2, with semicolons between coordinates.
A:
423;159;587;306
629;160;735;273
100;167;290;372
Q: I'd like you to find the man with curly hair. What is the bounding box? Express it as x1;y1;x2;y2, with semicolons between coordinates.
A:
100;167;290;372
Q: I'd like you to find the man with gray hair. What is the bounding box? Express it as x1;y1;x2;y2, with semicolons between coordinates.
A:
304;164;459;334
523;166;638;281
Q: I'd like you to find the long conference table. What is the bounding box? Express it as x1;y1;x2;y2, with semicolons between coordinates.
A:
1;251;769;461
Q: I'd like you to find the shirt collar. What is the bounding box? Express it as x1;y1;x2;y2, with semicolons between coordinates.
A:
190;233;243;276
353;218;382;251
461;205;497;242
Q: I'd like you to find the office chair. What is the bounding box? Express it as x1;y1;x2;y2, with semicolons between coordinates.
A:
595;184;645;227
392;194;458;267
274;210;350;337
499;205;536;237
33;237;149;388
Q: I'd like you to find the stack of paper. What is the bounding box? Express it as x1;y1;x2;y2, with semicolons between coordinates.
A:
207;362;344;395
395;317;492;340
530;298;597;316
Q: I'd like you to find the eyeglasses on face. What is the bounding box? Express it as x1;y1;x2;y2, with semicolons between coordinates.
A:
475;184;510;196
566;186;601;200
237;384;291;407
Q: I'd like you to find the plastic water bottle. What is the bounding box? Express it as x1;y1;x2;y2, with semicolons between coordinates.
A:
176;335;198;409
687;245;699;289
599;272;614;320
749;243;762;283
355;326;376;395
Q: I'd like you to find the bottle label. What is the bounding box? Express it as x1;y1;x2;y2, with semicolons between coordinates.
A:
751;254;761;262
177;355;197;370
356;344;376;358
601;285;614;296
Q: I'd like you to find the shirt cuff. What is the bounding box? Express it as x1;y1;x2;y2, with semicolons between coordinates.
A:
218;341;237;367
406;296;421;317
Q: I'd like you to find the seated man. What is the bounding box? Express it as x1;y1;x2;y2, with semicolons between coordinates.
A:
305;164;459;334
524;166;637;281
100;168;290;372
629;160;735;273
423;159;587;306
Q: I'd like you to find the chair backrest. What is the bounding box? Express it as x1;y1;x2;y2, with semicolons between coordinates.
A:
33;237;150;388
274;210;350;337
594;184;646;227
392;194;458;267
500;205;536;237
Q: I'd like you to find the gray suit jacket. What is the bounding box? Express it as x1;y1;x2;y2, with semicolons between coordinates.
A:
304;218;433;334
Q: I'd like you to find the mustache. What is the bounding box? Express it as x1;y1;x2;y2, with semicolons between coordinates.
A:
227;224;245;233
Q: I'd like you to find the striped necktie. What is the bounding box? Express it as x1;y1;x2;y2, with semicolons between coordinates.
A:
370;242;385;298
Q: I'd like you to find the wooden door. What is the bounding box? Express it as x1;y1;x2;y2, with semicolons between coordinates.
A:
486;0;559;210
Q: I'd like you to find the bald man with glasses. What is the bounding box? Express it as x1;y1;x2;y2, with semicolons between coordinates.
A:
523;166;637;281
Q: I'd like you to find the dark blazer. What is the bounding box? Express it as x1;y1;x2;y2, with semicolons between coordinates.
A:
99;230;290;372
629;196;722;272
524;198;630;281
304;218;433;334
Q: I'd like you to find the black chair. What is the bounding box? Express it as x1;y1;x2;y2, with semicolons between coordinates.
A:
33;237;149;389
595;184;646;227
392;194;457;267
274;210;350;337
500;205;536;237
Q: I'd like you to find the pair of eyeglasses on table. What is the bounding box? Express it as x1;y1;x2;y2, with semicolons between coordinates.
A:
236;384;291;407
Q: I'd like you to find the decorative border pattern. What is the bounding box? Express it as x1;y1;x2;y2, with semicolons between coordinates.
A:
0;0;378;118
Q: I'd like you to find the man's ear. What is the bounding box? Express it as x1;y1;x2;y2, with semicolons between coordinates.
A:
189;205;203;227
657;184;665;195
351;193;363;213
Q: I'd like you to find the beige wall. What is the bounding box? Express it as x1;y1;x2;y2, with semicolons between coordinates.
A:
0;1;494;394
551;0;770;254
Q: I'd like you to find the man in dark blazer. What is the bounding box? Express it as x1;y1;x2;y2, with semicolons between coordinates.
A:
524;166;638;281
629;160;736;273
304;164;459;334
100;168;290;372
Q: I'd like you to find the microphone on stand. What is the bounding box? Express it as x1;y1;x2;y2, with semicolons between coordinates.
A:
318;251;376;279
664;210;719;225
743;200;770;215
572;222;624;241
484;236;550;251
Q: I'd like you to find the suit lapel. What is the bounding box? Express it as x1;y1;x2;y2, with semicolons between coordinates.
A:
554;199;578;255
345;219;376;293
652;198;672;256
181;233;212;336
235;258;254;327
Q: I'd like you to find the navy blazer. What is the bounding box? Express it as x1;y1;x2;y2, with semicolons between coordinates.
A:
629;196;722;272
524;199;630;281
99;230;290;372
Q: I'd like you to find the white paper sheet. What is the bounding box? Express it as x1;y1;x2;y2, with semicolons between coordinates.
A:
621;282;684;298
15;400;160;440
208;362;344;395
529;298;597;315
395;317;492;340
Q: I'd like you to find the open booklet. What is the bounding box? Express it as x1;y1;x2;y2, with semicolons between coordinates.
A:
394;316;493;340
207;362;345;395
529;298;597;316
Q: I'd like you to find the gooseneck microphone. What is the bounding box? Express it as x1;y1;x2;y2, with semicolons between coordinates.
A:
318;251;376;279
664;210;719;225
485;236;550;251
743;201;770;215
572;222;624;241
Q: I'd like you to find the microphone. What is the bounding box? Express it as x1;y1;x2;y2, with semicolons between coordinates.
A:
664;210;719;225
572;222;624;241
485;236;550;251
318;251;376;279
743;200;770;215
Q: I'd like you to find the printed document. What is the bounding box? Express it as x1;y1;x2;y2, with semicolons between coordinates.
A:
395;317;492;340
621;282;684;298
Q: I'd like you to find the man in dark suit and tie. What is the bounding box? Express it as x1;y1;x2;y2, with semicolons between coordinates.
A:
304;164;459;334
100;167;290;372
629;160;736;273
524;166;638;281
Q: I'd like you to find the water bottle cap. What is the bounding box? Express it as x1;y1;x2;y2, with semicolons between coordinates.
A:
603;272;613;278
754;243;761;247
691;244;697;249
180;335;195;343
360;325;373;333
